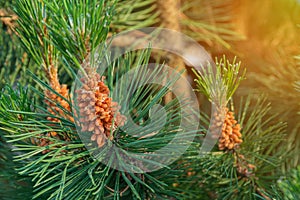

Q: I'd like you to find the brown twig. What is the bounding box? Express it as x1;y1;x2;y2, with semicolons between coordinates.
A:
255;186;271;200
156;0;190;103
0;9;18;35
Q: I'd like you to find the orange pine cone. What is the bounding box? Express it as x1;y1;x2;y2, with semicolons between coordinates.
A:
76;69;126;148
38;76;74;152
218;108;243;151
45;84;73;122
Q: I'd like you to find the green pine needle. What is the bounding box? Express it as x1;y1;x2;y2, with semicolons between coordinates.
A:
193;55;246;106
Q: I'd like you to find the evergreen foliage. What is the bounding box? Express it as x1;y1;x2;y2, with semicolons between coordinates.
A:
0;0;299;199
278;166;300;200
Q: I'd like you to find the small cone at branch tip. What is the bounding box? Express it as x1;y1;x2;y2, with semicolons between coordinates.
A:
76;67;126;148
40;74;73;152
212;108;243;151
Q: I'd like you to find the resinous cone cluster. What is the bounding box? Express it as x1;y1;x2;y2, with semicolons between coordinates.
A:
218;108;243;150
76;68;126;148
44;83;73;136
39;83;72;153
33;65;73;153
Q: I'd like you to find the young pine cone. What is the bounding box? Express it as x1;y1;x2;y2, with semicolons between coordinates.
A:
76;72;126;148
44;84;74;137
218;108;243;150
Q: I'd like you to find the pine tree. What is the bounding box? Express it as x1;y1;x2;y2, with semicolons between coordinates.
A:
0;0;299;199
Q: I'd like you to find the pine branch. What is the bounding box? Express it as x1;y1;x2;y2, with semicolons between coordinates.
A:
244;50;300;168
43;0;113;68
193;55;246;106
0;8;37;88
278;166;300;200
0;135;33;200
2;1;296;199
111;0;159;31
180;0;245;49
174;95;287;199
0;47;202;199
0;84;35;200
